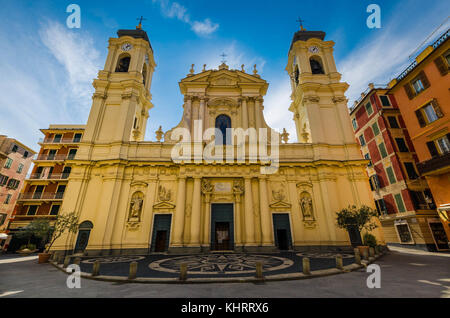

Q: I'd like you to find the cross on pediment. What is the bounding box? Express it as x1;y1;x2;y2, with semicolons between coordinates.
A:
296;17;306;31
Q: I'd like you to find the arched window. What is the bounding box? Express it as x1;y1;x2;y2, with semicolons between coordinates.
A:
309;56;325;74
115;54;131;72
74;220;93;253
142;64;147;86
215;114;231;145
294;64;300;85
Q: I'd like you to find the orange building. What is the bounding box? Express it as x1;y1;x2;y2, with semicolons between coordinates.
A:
7;125;85;251
387;28;450;245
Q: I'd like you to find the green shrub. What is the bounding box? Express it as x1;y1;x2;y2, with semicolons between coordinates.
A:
363;233;377;248
19;243;36;250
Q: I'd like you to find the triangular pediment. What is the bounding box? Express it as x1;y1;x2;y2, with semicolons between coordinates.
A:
153;201;176;209
269;200;292;209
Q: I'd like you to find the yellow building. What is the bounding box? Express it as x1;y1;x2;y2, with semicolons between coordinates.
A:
52;26;384;256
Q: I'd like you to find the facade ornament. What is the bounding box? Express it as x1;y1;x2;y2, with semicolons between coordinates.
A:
158;185;172;202
188;64;195;75
202;64;206;72
300;192;316;229
281;128;289;144
253;64;258;75
272;188;286;202
155;126;164;141
332;96;347;104
201;179;213;194
303;95;320;104
232;180;244;194
241;64;245;72
301;124;309;143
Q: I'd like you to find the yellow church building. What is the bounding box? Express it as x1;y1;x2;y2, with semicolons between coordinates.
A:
51;25;384;256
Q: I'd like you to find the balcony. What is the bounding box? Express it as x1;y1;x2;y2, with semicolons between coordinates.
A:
17;192;65;201
26;173;70;180
39;138;81;144
417;152;450;176
34;154;68;161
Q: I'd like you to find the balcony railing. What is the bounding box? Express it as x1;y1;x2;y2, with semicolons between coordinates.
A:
34;154;68;161
417;152;450;175
27;173;70;180
39;138;81;144
18;192;65;200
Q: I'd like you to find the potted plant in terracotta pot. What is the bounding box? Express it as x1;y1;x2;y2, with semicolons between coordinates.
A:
38;212;79;264
336;205;379;256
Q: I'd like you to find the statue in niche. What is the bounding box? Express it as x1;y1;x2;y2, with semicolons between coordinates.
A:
128;192;144;221
158;185;172;202
300;193;315;220
201;179;213;193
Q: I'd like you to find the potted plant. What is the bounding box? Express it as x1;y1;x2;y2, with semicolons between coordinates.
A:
38;212;79;263
336;205;379;255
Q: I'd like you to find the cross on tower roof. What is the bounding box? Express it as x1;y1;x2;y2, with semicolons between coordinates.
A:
220;52;227;63
296;17;306;31
136;16;147;30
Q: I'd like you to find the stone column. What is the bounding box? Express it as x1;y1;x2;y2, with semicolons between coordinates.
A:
190;177;202;245
233;184;244;247
259;176;272;246
199;98;206;133
241;97;249;130
172;176;186;246
244;177;255;245
202;191;212;248
184;96;192;132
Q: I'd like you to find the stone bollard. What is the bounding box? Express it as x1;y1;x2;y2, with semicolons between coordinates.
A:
92;260;100;276
302;257;311;275
73;257;81;265
362;248;369;261
354;248;361;265
179;263;187;281
63;256;71;268
336;255;343;270
129;261;138;280
369;247;375;257
255;262;263;279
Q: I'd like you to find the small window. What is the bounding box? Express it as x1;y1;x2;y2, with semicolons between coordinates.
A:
394;193;406;213
4;194;11;204
50;205;61;216
23;151;29;158
387;116;399;128
379;142;388;158
116;55;131;72
423;104;439;123
435;135;450;155
396;224;413;243
372;122;380;136
27;205;38;216
395;138;409;152
352;118;358;130
12;145;18;152
412;78;424;94
404;162;418;180
73;133;82;142
364;153;372;166
0;174;8;186
359;135;366;146
365;102;373;116
68;149;77;160
17;163;24;174
386;166;396;184
4;158;12;169
375;199;387;216
379;96;391;107
53;134;62;143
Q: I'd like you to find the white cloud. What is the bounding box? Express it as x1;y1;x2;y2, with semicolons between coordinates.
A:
152;0;219;36
191;19;219;36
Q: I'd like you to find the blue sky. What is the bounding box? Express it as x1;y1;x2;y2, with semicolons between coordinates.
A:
0;0;449;149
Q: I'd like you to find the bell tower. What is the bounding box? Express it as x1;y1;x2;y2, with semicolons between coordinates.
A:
83;25;156;144
286;28;356;146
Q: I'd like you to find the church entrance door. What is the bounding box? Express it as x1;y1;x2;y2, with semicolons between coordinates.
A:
273;214;293;251
211;204;234;251
150;214;172;253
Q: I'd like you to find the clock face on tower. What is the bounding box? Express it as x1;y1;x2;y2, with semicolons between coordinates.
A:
121;43;133;51
308;46;319;54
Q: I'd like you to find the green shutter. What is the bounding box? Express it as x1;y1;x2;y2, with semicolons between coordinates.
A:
372;122;380;136
394;194;406;213
386;166;396;184
379;142;388;158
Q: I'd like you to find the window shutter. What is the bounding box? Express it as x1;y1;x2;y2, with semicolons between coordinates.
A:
403;84;414;100
415;109;426;127
426;141;439;158
431;99;444;118
434;56;448;76
419;70;430;89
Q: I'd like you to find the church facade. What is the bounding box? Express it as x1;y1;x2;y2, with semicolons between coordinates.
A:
52;26;385;256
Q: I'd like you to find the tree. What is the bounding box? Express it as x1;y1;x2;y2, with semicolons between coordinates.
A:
336;205;379;233
44;212;79;253
15;219;52;249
